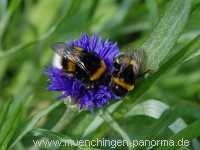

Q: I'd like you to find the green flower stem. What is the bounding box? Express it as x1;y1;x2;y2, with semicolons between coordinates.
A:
51;97;79;132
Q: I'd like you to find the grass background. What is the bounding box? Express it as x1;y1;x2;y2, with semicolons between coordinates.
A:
0;0;200;149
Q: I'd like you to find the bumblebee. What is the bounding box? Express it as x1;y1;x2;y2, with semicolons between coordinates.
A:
51;42;110;89
110;51;142;96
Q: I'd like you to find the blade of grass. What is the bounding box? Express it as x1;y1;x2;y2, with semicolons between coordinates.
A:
105;0;137;29
178;30;200;43
192;139;200;150
0;0;78;59
168;117;200;150
125;99;169;119
142;0;191;71
0;0;21;50
100;110;132;150
51;101;79;132
0;111;22;150
146;98;200;139
168;118;187;134
82;101;122;137
9;101;62;148
31;128;99;150
157;119;200;150
183;48;200;62
0;0;7;17
0;98;12;129
0;92;32;150
87;0;100;21
145;0;158;26
113;22;150;36
0;119;22;149
147;108;179;138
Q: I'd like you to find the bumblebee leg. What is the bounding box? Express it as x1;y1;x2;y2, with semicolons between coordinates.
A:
137;69;153;78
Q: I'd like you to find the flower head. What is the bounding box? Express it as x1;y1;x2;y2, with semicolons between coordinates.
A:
47;33;120;110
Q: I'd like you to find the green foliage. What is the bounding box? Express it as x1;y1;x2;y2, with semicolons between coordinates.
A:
0;0;200;150
142;0;191;70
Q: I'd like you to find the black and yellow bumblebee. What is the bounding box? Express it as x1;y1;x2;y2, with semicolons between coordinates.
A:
110;51;142;97
51;42;110;89
52;42;143;97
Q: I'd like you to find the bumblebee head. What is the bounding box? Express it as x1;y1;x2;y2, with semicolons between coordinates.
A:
113;53;130;65
113;54;134;74
113;52;141;76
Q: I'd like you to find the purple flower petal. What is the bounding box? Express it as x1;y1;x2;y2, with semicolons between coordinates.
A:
46;33;120;110
68;33;120;71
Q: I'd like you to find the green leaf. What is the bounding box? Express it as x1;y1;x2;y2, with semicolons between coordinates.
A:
168;118;187;134
145;0;158;26
86;0;100;21
183;48;200;62
0;86;33;150
0;101;22;150
31;128;79;147
178;30;200;43
146;99;200;139
147;108;179;138
51;103;79;132
103;0;137;29
125;99;169;119
168;118;200;150
0;93;32;150
0;0;77;59
0;114;22;150
173;120;200;139
31;128;99;150
0;98;12;129
82;115;103;138
191;139;200;150
0;0;7;16
115;22;150;35
100;111;132;150
9;101;62;148
157;119;200;150
82;101;122;137
142;0;191;70
0;0;21;49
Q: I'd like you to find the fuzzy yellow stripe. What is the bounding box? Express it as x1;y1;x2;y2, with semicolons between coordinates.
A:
67;61;76;72
112;77;134;91
74;46;82;52
90;60;106;81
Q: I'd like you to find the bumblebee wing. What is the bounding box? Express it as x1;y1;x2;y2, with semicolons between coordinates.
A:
51;42;78;60
51;42;88;71
130;49;143;75
131;49;144;65
51;42;67;56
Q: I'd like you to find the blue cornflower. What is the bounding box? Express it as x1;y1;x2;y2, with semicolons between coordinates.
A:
47;33;120;110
